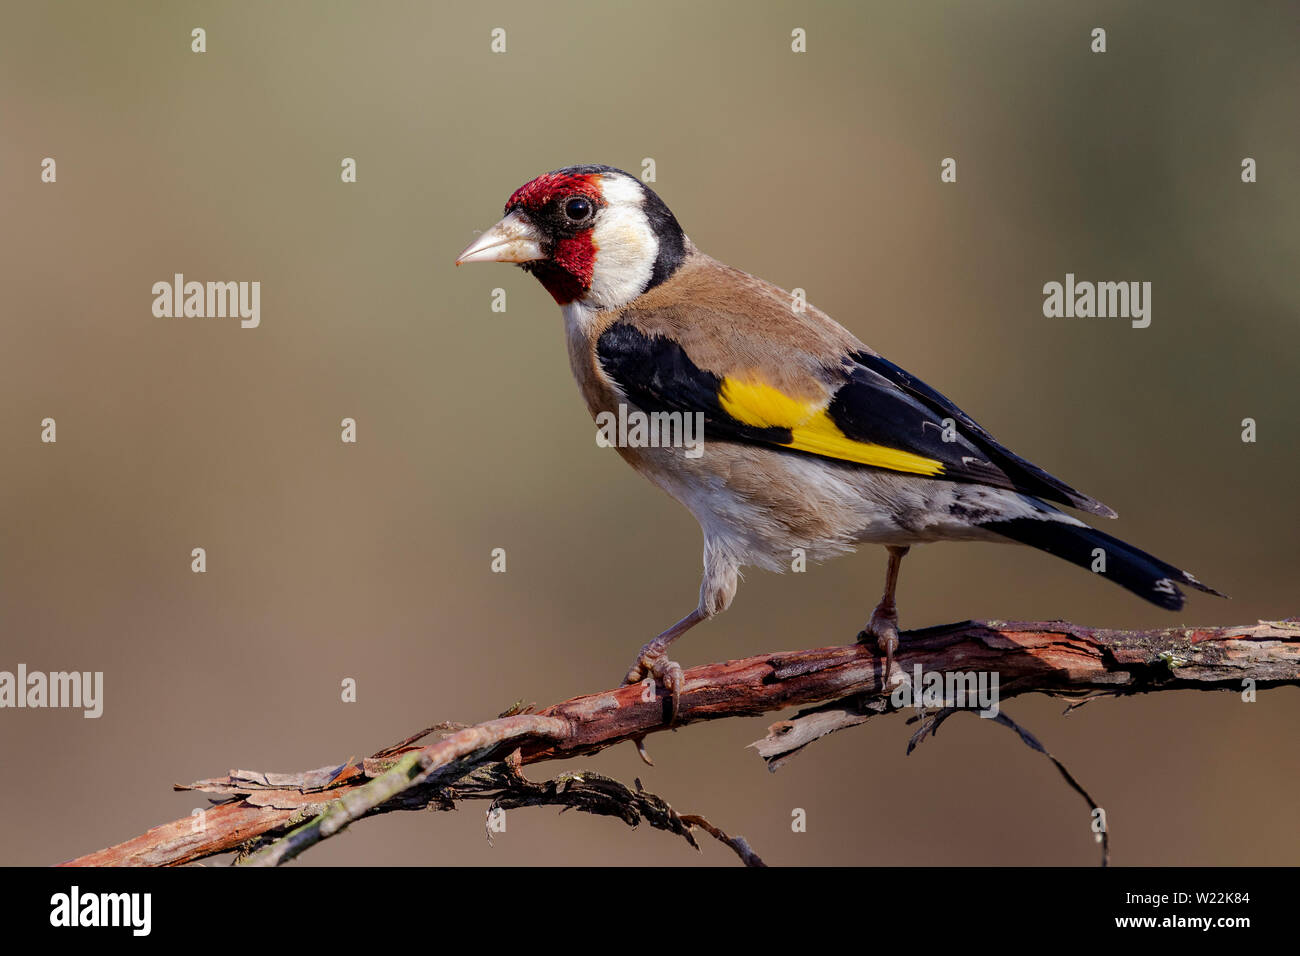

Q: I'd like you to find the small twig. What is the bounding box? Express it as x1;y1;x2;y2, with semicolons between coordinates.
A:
987;711;1111;867
240;716;569;867
457;764;765;866
902;706;1110;864
678;814;768;868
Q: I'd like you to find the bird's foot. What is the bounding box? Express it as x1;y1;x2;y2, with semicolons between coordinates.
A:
623;641;684;725
858;606;905;693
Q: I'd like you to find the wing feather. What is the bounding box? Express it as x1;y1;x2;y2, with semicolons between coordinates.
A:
595;321;1113;516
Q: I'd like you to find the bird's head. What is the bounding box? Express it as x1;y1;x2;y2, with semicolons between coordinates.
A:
456;165;687;311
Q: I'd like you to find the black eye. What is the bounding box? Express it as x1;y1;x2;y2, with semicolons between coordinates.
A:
564;196;593;221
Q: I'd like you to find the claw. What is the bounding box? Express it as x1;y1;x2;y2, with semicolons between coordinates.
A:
623;642;684;725
862;607;904;692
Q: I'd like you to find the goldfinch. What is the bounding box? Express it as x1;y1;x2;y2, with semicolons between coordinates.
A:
457;165;1222;717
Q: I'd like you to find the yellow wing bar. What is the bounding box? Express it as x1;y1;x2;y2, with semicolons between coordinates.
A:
718;378;945;477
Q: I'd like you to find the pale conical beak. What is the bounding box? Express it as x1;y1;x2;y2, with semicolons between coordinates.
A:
455;209;546;265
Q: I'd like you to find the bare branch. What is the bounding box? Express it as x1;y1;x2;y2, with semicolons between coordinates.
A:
59;617;1299;867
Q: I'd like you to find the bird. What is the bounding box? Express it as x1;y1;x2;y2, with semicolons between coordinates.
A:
456;164;1223;721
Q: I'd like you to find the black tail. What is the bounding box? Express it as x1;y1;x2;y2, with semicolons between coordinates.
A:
982;518;1225;611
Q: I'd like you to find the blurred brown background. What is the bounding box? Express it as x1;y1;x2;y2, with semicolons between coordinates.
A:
1;1;1296;867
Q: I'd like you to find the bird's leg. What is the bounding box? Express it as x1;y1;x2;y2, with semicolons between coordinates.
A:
622;609;703;726
858;545;910;689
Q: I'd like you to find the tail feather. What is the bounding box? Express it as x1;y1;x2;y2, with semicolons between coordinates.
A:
982;517;1225;611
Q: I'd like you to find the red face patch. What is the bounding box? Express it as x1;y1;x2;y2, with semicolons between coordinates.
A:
523;233;598;305
505;171;603;214
507;170;604;305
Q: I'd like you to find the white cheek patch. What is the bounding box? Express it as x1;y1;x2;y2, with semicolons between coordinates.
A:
587;174;659;311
